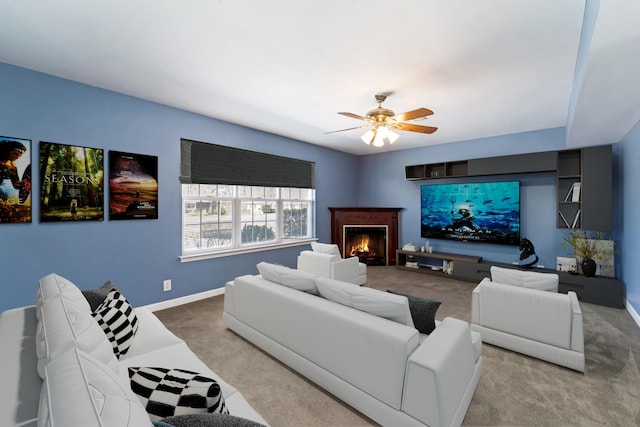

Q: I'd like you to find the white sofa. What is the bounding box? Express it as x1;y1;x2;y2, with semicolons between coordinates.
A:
0;273;267;427
297;242;367;285
471;267;584;372
223;262;483;427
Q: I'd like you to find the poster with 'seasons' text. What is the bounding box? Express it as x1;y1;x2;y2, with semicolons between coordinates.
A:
0;136;32;223
109;151;158;220
39;141;104;222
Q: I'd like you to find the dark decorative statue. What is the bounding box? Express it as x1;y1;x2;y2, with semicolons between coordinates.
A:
519;238;539;269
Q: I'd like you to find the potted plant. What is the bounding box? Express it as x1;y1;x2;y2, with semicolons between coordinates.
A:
560;230;608;277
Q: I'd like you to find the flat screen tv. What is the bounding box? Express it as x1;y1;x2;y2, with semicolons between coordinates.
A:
421;180;520;245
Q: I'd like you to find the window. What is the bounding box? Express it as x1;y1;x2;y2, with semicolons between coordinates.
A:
182;184;314;256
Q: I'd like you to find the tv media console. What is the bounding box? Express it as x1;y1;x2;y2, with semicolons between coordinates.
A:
396;249;624;308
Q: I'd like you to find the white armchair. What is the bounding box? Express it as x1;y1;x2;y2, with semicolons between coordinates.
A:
297;243;367;285
471;266;584;371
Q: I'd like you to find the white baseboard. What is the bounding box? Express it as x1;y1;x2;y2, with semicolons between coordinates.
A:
141;287;225;312
627;299;640;328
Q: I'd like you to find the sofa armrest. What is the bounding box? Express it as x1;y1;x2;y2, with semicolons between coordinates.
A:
402;317;476;427
471;278;492;325
297;250;338;277
569;291;584;353
330;256;360;282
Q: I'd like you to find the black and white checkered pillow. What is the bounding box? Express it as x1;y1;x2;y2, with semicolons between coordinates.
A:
128;367;228;421
92;289;139;358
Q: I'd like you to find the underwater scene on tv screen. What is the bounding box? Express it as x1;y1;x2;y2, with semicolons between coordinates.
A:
421;181;520;245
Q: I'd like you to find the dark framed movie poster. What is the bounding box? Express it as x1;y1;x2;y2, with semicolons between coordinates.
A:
109;151;158;220
0;136;32;223
39;141;104;222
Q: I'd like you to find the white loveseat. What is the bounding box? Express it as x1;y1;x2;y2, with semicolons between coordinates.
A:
471;266;585;372
296;242;367;285
0;273;267;427
223;262;482;427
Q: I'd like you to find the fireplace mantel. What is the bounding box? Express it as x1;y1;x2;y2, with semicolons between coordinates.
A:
329;207;402;266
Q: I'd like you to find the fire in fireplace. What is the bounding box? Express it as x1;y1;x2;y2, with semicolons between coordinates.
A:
344;226;387;266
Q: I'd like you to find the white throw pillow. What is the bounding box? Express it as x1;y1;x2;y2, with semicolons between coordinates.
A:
256;262;319;295
311;242;342;257
315;277;414;328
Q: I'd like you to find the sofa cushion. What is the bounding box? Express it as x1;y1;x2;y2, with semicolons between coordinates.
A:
311;242;342;257
36;295;119;379
316;277;414;328
156;413;266;427
256;262;319;295
387;290;441;334
93;289;139;358
36;273;91;315
490;266;559;291
128;367;228;421
38;348;150;427
82;280;119;311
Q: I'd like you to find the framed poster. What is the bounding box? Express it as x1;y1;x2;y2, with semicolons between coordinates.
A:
39;141;104;222
109;151;158;220
0;136;32;223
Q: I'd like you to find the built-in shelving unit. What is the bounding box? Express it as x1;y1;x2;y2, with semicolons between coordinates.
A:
396;249;481;280
557;149;582;229
405;145;613;231
405;161;468;180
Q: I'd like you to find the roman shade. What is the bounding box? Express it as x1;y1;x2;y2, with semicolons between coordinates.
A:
180;138;315;188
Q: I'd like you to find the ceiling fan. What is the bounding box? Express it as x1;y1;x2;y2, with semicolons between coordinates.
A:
327;93;437;147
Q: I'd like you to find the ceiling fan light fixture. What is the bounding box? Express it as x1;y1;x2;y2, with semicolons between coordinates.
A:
362;126;399;147
361;129;376;145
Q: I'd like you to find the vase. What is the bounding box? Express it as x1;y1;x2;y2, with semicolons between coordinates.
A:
581;258;597;277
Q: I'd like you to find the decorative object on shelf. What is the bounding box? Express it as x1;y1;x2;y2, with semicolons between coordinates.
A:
556;256;578;274
518;238;538;269
402;241;417;252
581;258;597;278
560;230;615;277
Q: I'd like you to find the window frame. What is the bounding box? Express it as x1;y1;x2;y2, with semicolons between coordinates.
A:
180;184;315;262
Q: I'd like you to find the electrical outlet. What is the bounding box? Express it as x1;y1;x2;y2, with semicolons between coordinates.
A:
163;279;172;292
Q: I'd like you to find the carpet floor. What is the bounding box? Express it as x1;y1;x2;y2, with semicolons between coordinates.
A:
154;266;640;427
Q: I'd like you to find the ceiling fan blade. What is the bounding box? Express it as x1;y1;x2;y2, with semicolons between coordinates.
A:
324;125;369;135
395;122;438;134
393;108;434;122
338;112;367;121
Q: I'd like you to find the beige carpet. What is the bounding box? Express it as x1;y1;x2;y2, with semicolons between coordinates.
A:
154;266;640;427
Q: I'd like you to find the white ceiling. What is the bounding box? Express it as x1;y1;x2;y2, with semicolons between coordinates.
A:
2;0;639;156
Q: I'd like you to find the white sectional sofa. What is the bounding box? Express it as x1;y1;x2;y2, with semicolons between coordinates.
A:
223;262;482;427
0;273;267;427
471;267;584;372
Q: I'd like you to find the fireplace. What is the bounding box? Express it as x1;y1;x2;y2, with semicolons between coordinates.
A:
329;207;402;266
344;225;387;265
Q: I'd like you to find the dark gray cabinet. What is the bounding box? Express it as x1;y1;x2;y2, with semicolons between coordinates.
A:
558;273;624;308
581;145;612;231
467;151;556;176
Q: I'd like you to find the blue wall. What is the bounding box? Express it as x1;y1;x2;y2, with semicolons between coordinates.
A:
620;122;640;316
0;63;360;311
0;62;633;318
